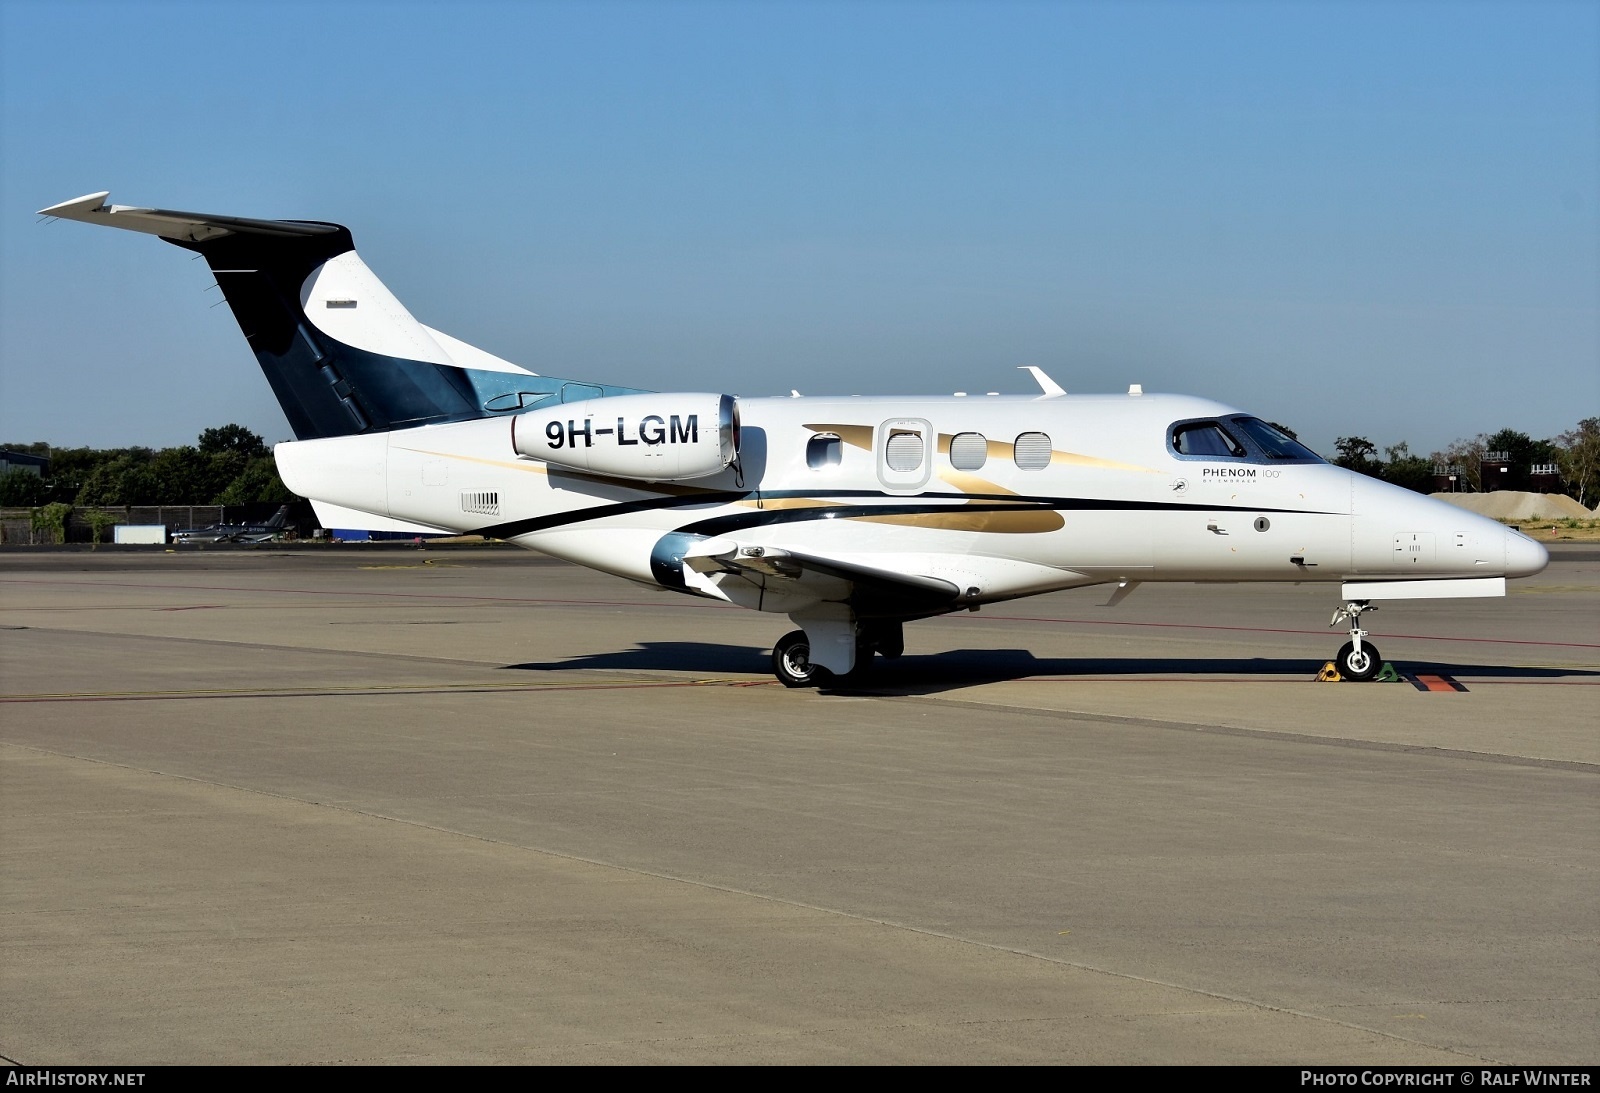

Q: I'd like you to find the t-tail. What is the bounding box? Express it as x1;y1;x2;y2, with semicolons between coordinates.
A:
38;192;641;440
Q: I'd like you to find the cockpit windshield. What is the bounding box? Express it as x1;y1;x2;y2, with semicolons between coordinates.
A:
1226;417;1323;462
1169;416;1325;464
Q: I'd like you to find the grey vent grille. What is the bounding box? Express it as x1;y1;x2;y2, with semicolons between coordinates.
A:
461;491;500;516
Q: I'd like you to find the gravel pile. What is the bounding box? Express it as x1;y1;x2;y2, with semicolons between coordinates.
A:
1430;491;1594;520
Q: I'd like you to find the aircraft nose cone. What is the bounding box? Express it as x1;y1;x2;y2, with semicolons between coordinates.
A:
1505;528;1549;578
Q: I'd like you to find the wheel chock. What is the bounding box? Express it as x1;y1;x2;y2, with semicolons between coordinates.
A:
1315;661;1343;682
1374;662;1405;683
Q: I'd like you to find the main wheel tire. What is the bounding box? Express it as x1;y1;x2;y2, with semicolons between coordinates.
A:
773;629;832;688
1335;640;1382;682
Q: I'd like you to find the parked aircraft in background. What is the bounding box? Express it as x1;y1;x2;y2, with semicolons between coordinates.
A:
41;192;1548;686
171;505;291;544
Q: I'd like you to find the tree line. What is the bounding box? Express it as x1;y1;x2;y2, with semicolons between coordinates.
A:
0;425;295;508
1327;419;1598;507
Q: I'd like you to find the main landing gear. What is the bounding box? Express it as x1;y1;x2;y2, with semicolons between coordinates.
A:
771;621;904;689
1329;600;1382;682
773;630;827;688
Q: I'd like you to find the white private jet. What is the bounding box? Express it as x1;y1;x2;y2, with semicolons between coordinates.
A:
40;192;1549;686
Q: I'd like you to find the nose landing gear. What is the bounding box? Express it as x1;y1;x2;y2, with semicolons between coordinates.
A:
1329;600;1382;682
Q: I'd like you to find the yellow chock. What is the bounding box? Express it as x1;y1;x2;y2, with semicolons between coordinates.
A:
1374;662;1405;683
1315;661;1343;682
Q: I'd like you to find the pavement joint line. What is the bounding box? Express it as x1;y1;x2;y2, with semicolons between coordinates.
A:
1449;679;1600;685
939;613;1600;650
0;622;612;671
286;1007;1387;1058
862;674;1599;684
6;625;1595;689
0;575;742;613
864;693;1600;773
0;740;1499;1066
0;678;763;703
5;573;1596;647
1322;997;1600;1009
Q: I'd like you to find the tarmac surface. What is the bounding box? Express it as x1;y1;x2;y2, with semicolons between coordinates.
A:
1;544;1595;1064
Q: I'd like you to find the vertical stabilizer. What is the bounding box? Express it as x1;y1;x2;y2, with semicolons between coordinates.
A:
39;192;642;439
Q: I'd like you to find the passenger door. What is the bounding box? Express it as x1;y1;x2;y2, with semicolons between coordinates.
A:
876;418;933;494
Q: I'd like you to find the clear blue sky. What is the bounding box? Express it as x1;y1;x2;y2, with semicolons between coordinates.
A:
2;0;1595;457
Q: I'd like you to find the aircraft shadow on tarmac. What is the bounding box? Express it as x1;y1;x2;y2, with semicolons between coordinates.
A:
501;644;1598;695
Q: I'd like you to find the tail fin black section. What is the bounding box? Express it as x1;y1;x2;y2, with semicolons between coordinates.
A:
40;192;641;440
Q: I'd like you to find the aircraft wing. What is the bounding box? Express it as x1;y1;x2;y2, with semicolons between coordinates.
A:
681;538;963;616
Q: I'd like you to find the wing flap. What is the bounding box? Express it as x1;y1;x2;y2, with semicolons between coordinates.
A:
684;538;961;614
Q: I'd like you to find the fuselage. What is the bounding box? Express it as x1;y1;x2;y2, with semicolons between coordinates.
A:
275;390;1547;616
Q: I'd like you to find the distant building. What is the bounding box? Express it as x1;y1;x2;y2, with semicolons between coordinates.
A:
1480;451;1512;492
0;450;48;476
1528;463;1562;494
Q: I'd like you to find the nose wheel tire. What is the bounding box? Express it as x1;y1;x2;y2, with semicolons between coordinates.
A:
773;629;833;688
1335;640;1382;682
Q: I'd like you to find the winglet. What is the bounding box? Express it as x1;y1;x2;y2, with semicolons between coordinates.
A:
38;191;111;219
1019;365;1065;398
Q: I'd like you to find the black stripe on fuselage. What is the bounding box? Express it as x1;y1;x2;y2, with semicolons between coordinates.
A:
472;491;753;539
674;497;1331;537
470;488;1337;539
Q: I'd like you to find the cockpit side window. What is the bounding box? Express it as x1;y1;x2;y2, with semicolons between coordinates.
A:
1171;421;1246;458
1226;417;1324;462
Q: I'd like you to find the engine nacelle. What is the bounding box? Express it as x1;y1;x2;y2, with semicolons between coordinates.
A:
512;392;739;482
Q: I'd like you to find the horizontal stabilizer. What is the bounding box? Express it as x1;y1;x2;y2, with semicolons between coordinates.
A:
39;191;339;243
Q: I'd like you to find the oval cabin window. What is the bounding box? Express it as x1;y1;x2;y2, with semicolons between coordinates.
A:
949;432;987;471
1014;431;1052;471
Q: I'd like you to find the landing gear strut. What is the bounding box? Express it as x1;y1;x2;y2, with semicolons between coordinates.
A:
1329;600;1382;682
